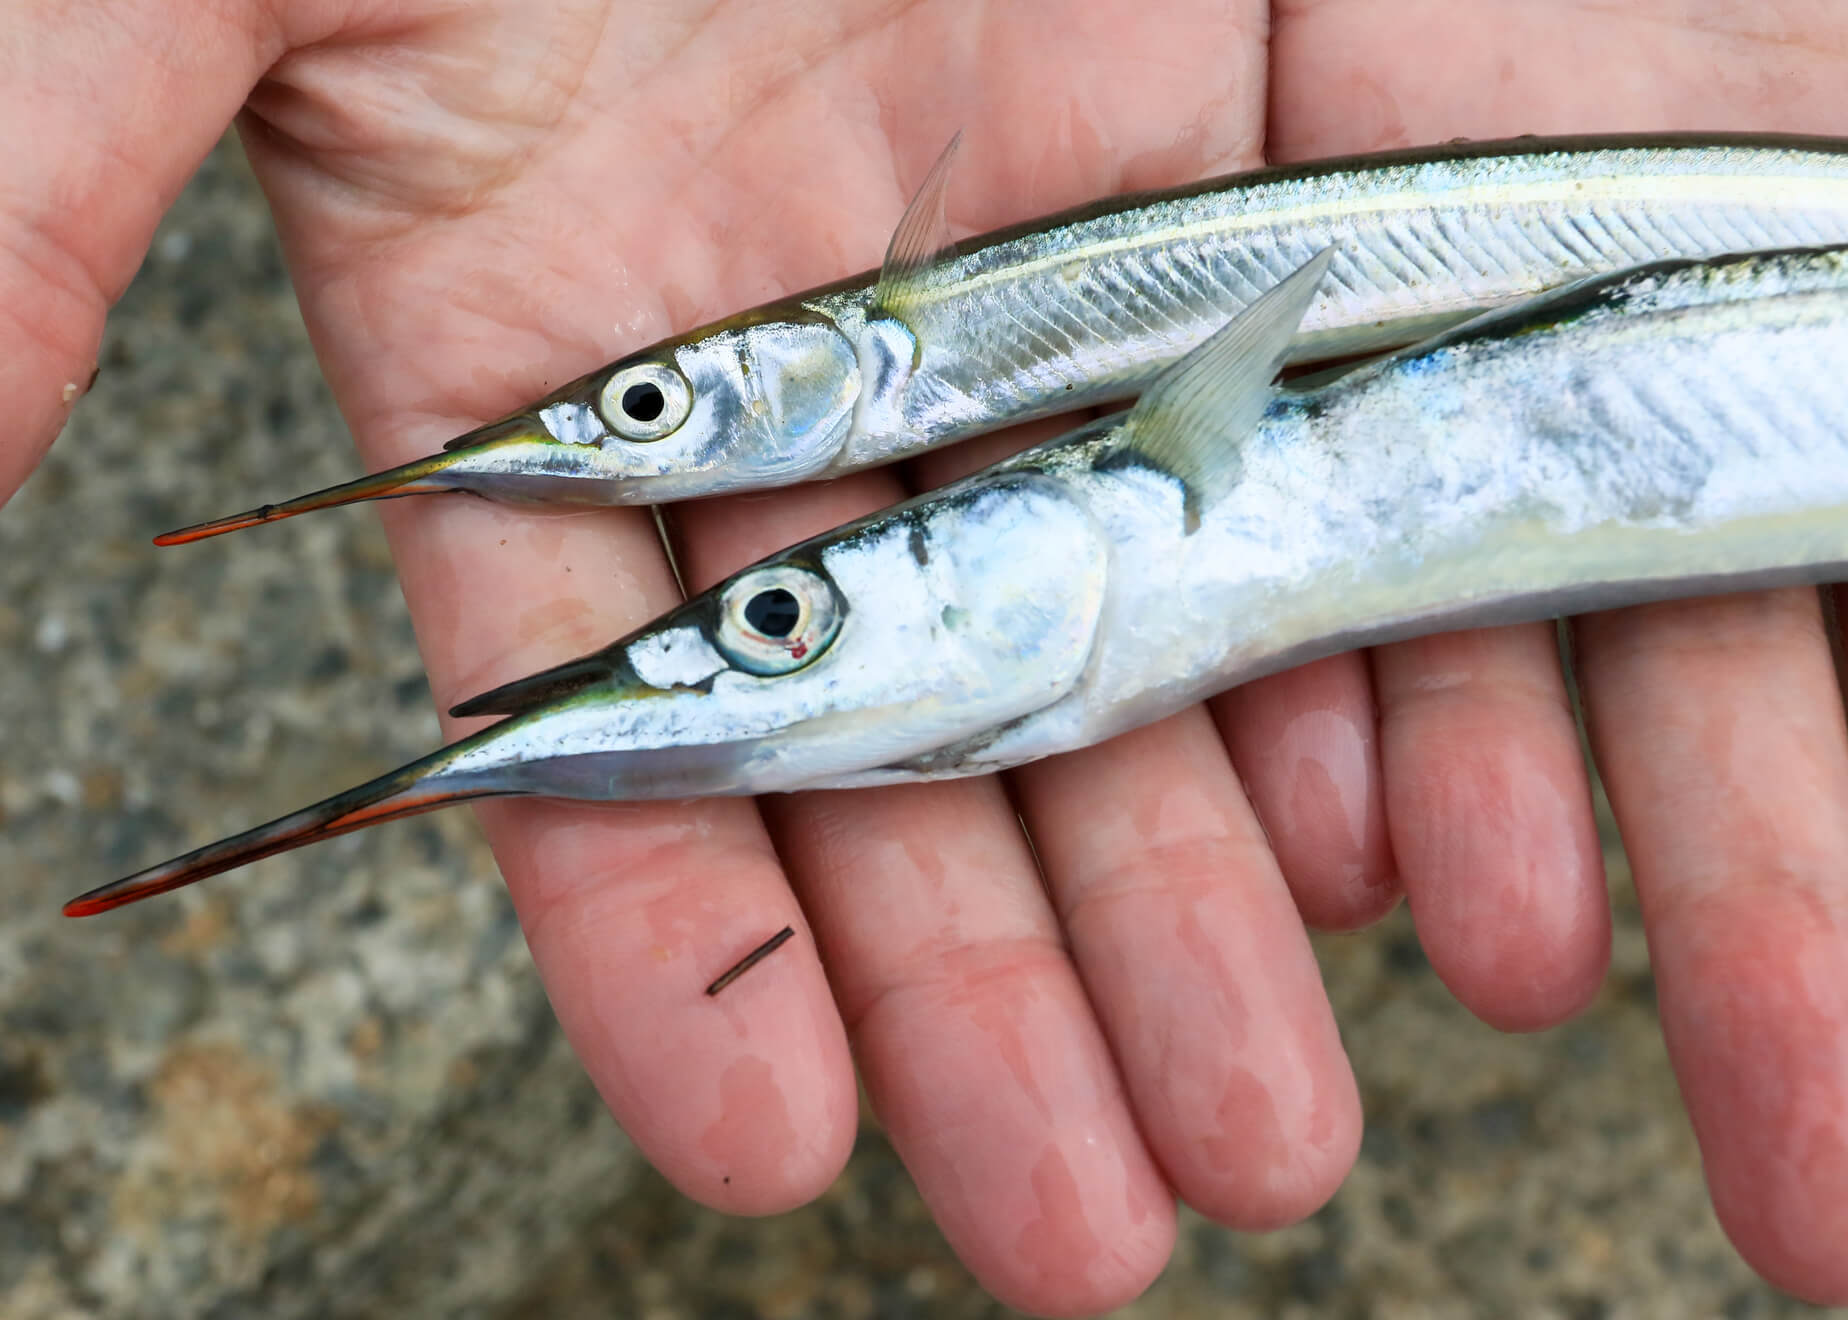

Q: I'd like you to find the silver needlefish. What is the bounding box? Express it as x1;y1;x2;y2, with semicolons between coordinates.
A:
70;244;1848;913
156;133;1848;544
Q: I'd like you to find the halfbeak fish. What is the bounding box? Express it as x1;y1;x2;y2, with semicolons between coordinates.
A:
158;133;1848;543
73;243;1848;912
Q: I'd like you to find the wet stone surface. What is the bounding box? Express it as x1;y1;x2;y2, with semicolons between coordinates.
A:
1;138;1833;1317
1;139;636;1318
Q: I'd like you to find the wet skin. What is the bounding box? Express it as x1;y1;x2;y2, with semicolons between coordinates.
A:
6;0;1847;1310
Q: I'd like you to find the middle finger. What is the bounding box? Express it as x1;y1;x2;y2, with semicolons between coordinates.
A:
908;429;1362;1236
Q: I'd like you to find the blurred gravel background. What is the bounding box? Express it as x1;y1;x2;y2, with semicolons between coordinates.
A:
0;137;1832;1318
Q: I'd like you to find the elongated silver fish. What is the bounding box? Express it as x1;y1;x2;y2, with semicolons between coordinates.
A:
70;243;1848;914
158;134;1848;543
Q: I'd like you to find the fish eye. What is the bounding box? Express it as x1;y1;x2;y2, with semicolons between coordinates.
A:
715;565;842;676
598;361;692;441
622;381;665;421
743;588;801;637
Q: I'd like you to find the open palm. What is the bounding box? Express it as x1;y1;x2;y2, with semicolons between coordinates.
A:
9;0;1847;1312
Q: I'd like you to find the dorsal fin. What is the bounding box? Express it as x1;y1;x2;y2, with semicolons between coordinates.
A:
1114;248;1335;530
871;132;962;319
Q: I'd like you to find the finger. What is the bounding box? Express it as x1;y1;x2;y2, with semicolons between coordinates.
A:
379;485;857;1216
1371;624;1609;1031
668;463;1176;1316
1577;589;1848;1305
787;777;1175;1317
1209;654;1400;930
1013;710;1361;1232
908;411;1362;1231
1;2;278;495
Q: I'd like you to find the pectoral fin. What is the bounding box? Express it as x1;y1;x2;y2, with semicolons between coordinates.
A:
1114;247;1335;528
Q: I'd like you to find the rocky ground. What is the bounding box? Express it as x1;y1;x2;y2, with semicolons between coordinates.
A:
0;138;1830;1319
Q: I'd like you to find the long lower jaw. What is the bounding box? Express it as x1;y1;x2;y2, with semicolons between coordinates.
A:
61;747;508;915
61;687;781;915
153;456;486;545
151;420;576;545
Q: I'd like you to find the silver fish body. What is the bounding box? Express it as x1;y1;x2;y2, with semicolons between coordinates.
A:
70;245;1848;913
890;243;1848;779
162;135;1848;542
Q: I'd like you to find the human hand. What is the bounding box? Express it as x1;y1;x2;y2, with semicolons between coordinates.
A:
9;5;1352;1312
7;1;1845;1313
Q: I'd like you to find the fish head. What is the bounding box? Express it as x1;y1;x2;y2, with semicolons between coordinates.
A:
152;310;866;543
453;471;1111;794
451;311;865;505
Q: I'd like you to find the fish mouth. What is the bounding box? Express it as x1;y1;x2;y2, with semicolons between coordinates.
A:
60;680;783;916
60;757;507;915
152;418;601;545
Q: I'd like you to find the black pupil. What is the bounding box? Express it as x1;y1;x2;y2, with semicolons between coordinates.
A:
744;588;802;638
622;381;666;422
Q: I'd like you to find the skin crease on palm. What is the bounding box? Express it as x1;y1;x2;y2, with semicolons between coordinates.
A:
6;0;1848;1310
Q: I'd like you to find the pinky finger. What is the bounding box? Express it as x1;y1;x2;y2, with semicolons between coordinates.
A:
1578;589;1848;1304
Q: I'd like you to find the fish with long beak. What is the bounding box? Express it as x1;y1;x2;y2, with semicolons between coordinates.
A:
72;243;1848;913
156;133;1848;544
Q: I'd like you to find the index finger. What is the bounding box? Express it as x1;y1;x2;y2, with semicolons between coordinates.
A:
397;491;859;1214
241;222;859;1212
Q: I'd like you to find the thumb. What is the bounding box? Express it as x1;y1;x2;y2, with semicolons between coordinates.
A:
0;1;283;502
